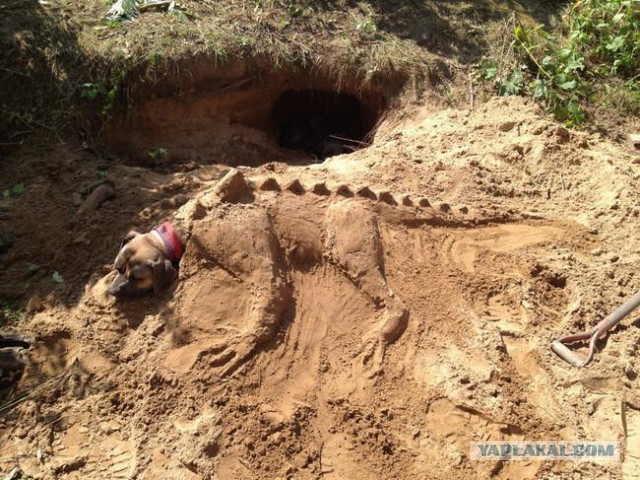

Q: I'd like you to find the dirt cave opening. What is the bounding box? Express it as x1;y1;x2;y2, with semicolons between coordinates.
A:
100;68;389;168
273;88;377;159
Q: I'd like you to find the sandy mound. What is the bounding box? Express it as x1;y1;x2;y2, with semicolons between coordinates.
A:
1;96;640;479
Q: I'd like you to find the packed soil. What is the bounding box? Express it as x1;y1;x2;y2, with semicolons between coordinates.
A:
2;95;640;479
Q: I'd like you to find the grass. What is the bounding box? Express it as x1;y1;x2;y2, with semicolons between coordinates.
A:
0;0;416;142
0;0;571;145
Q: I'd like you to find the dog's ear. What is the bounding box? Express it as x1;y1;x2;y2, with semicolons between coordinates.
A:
119;231;139;250
151;259;178;295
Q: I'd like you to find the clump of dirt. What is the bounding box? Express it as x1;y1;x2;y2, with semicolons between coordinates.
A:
2;95;640;479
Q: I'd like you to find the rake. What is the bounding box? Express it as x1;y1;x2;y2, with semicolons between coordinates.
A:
551;291;640;368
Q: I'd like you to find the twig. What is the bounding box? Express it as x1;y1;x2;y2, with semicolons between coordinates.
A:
327;134;370;146
0;108;60;141
0;375;65;415
238;458;254;473
4;468;21;480
8;130;35;138
0;390;32;415
513;15;552;80
0;68;27;77
171;77;255;104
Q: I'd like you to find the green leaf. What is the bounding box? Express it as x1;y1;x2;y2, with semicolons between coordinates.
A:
27;262;40;274
606;36;626;52
11;183;25;195
559;48;572;59
558;80;577;90
80;83;105;100
566;99;585;125
499;71;524;96
566;57;585;71
514;26;527;44
147;147;169;160
52;271;64;284
484;65;497;80
529;79;548;99
2;183;25;197
552;104;569;122
106;0;138;20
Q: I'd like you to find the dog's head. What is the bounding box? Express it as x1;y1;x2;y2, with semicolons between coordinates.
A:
108;224;183;300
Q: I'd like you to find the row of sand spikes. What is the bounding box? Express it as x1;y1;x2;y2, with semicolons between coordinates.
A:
211;168;469;215
254;176;469;215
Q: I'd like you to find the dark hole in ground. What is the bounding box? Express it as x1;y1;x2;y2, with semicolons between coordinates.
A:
0;334;29;393
273;89;375;160
101;67;389;169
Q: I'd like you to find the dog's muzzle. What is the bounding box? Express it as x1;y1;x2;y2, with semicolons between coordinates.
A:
108;273;149;300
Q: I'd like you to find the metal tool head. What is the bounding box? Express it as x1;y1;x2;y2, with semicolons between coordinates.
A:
551;340;586;368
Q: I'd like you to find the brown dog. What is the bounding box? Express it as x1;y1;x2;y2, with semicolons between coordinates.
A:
108;223;184;299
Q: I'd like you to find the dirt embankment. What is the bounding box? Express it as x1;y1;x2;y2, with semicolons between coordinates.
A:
1;95;640;479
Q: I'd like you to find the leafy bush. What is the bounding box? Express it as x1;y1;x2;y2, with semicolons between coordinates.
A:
568;0;640;78
480;0;640;126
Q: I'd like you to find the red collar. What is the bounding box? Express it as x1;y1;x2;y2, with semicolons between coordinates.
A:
154;222;184;264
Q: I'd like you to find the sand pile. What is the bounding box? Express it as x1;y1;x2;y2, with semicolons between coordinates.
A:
1;96;640;479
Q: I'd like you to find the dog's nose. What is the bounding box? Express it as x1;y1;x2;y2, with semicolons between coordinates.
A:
108;282;142;300
108;284;122;297
108;272;130;298
108;283;131;299
108;273;151;300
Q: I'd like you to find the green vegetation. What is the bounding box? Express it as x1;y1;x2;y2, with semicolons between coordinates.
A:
0;263;41;302
480;0;640;126
147;147;170;161
51;271;64;284
80;81;118;120
1;0;636;144
2;183;25;198
0;300;25;325
1;0;435;145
